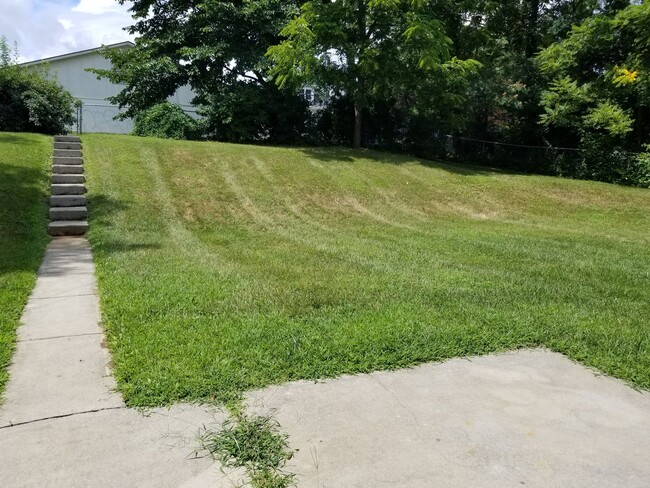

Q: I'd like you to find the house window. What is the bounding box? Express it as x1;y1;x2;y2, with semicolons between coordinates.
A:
301;88;314;103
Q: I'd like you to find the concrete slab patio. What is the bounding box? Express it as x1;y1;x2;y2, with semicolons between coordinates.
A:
248;349;650;488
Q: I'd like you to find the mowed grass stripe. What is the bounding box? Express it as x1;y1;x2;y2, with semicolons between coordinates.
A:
0;132;50;396
83;134;650;407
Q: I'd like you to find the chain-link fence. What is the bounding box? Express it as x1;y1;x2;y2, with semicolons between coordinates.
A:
445;136;585;174
70;103;200;135
443;135;646;185
70;104;133;134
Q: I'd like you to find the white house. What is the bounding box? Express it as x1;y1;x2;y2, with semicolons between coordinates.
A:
21;42;198;134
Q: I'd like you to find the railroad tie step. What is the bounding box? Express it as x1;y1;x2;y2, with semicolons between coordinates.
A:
53;142;82;150
49;136;88;236
51;183;86;196
54;135;81;143
48;220;89;236
54;149;82;158
49;206;88;221
52;164;84;175
53;156;83;166
52;174;85;184
50;195;87;207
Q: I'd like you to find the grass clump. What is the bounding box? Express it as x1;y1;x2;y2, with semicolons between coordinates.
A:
200;414;295;488
0;132;50;396
83;134;650;406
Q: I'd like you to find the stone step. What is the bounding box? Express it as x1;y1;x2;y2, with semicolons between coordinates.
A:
48;221;89;236
53;156;83;166
54;135;81;143
49;206;88;221
50;195;87;207
51;184;86;196
53;142;82;150
52;164;84;175
54;149;82;158
52;174;85;184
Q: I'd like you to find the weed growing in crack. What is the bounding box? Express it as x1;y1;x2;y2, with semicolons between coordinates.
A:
200;413;295;488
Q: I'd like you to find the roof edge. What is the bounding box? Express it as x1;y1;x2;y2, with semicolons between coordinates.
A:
20;41;135;66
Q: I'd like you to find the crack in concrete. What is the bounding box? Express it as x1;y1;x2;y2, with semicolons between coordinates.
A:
0;406;126;431
18;332;103;343
31;293;98;300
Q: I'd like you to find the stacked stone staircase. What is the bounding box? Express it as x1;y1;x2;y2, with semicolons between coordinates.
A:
48;135;89;236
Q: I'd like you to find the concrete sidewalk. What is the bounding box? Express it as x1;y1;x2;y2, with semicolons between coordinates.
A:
0;238;232;488
248;349;650;488
2;239;649;487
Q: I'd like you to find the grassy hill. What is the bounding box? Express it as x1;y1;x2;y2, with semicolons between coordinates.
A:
83;134;650;406
0;133;50;396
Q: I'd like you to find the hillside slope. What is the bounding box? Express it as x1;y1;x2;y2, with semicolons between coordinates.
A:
84;134;650;406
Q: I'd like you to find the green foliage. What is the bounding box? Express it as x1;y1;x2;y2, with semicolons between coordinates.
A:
198;82;310;145
132;102;198;140
583;102;633;137
94;0;306;144
537;2;650;185
267;0;480;147
0;37;76;135
95;2;649;185
636;146;650;188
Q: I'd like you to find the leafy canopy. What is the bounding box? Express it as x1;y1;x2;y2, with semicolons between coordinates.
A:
95;1;302;119
538;2;650;146
267;0;480;146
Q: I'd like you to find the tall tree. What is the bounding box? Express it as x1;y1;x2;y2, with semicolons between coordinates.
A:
267;0;480;148
457;0;604;144
95;0;307;143
537;1;649;183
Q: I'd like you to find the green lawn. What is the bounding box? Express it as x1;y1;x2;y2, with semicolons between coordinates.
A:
83;134;650;407
0;133;50;396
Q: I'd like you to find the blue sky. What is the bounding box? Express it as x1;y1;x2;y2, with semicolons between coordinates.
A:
0;0;134;61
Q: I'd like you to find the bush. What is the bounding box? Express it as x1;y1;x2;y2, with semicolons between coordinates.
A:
133;102;198;140
198;83;310;145
633;147;650;188
0;37;76;135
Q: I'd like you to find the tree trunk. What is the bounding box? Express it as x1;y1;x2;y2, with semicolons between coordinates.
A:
524;0;541;59
354;102;363;149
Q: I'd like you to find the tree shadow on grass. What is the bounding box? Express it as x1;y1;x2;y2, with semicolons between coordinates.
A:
87;193;161;256
297;146;518;178
0;133;36;145
0;161;48;278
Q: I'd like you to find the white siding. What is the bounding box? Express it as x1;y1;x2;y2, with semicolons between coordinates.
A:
47;53;122;106
33;49;198;133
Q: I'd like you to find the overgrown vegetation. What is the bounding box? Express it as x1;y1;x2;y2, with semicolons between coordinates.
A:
537;2;650;185
98;1;650;186
0;132;50;397
133;102;198;140
0;37;76;135
84;134;650;407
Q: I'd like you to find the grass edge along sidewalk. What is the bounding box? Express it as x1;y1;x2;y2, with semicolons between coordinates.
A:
0;132;50;397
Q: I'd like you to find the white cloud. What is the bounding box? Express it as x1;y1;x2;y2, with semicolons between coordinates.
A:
59;18;73;30
0;0;135;62
72;0;125;15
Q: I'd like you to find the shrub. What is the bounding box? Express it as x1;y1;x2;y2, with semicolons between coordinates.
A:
0;37;76;135
634;147;650;188
198;83;310;145
133;102;198;140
